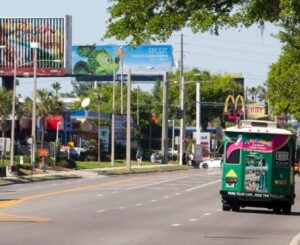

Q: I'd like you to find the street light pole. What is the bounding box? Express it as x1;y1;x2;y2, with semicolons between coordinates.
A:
94;92;102;163
31;42;38;168
196;82;201;144
10;55;17;168
126;70;131;171
111;70;116;166
120;46;124;114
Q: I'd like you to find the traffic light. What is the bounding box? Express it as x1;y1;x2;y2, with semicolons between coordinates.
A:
175;107;183;119
265;102;268;115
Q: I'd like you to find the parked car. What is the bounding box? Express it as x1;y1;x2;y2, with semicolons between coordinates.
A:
199;158;222;169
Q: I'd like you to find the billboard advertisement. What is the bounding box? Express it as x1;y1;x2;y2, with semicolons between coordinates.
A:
0;16;72;76
72;44;173;75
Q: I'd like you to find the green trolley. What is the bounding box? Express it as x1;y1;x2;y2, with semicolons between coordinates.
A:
220;120;296;214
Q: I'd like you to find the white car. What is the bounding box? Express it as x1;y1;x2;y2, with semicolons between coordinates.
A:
199;158;222;169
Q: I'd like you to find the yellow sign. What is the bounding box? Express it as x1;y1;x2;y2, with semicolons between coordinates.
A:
224;95;244;113
226;169;237;178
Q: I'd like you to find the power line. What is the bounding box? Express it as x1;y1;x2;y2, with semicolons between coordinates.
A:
175;50;271;65
182;35;281;48
179;43;277;57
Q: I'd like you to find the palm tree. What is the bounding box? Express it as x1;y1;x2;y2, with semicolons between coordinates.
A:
0;87;12;138
37;89;65;148
51;82;62;97
247;87;258;103
22;89;65;148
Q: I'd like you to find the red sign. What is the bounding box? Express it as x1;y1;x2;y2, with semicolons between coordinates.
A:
45;115;64;130
37;148;49;157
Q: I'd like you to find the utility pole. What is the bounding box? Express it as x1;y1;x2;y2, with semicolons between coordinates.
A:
161;72;169;163
137;86;140;146
126;70;131;171
180;33;183;78
196;82;201;144
111;70;116;166
179;76;186;165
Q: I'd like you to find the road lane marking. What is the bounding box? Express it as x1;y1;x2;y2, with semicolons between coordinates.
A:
96;194;103;197
172;224;181;227
290;231;300;245
118;206;126;209
0;212;49;222
0;176;146;209
151;199;157;202
136;203;143;206
203;213;211;216
185;180;220;192
96;210;106;213
126;176;189;190
189;218;198;222
164;195;170;199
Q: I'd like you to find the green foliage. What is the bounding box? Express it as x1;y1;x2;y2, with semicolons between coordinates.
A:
104;0;300;45
73;61;89;74
77;46;96;57
267;21;300;120
0;87;13;136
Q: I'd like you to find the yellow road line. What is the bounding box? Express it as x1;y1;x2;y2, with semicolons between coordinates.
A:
0;212;49;222
0;176;146;209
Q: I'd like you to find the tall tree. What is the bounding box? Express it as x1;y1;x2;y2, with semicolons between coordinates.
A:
104;0;300;45
0;87;12;138
267;20;300;119
51;82;62;97
23;89;65;147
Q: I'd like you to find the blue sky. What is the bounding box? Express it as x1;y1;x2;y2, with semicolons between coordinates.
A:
0;0;282;96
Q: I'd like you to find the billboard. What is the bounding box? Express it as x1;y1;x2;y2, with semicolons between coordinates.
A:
72;44;173;75
0;16;72;76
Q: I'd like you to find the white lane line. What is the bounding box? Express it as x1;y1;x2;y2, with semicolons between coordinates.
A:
164;195;170;199
175;192;181;195
147;187;178;190
203;213;211;216
151;199;157;202
126;176;189;190
118;206;126;209
136;203;143;206
172;224;181;227
185;180;220;192
96;194;103;197
290;231;300;245
97;209;106;213
189;218;198;222
112;191;118;194
216;209;221;212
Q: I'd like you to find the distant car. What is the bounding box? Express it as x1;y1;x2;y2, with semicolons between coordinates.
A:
294;162;300;176
199;158;222;169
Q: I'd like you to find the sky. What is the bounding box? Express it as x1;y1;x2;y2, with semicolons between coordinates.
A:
0;0;282;97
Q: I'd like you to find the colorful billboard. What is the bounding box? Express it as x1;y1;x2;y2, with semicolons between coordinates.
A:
72;44;173;75
0;16;72;76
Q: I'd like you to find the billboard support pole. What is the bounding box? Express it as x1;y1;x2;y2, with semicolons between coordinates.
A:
126;70;131;171
111;69;116;166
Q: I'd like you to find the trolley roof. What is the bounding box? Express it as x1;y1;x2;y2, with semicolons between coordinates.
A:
224;120;293;135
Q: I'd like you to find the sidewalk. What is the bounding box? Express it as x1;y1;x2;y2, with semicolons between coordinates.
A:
1;163;185;184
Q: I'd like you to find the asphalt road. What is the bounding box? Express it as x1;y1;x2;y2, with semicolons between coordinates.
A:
0;169;300;245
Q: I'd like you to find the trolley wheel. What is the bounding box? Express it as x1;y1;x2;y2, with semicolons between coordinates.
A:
273;206;281;214
202;163;208;169
222;203;230;211
232;205;240;212
282;205;291;215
